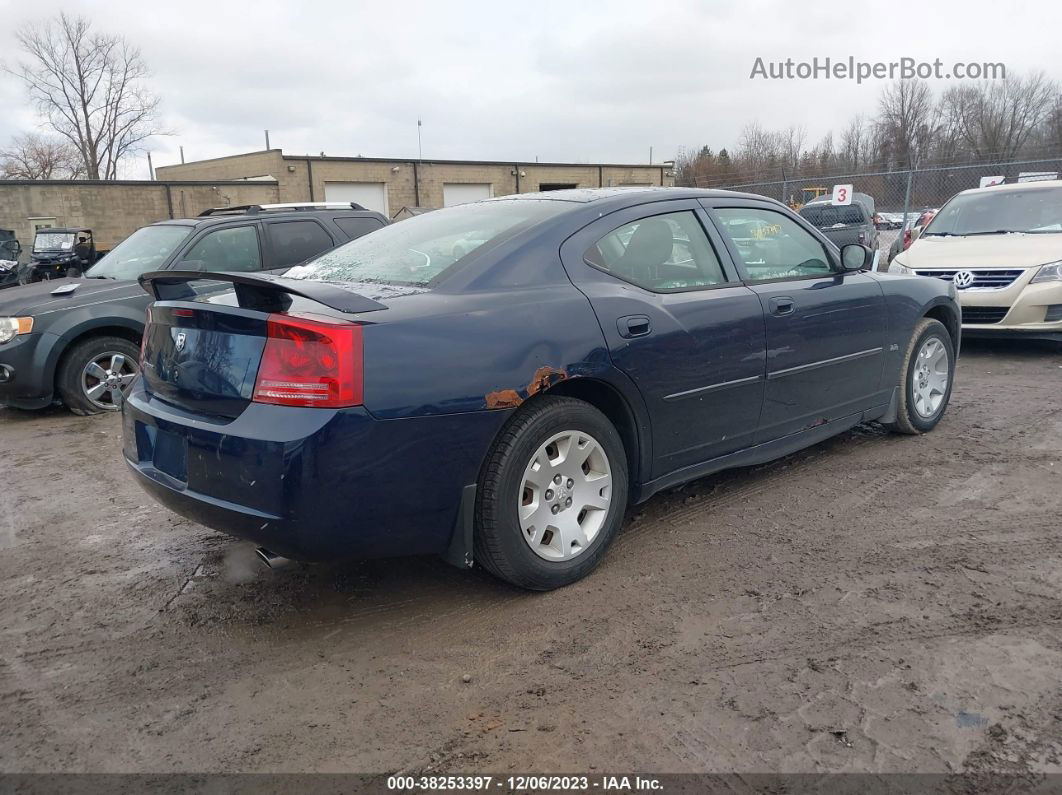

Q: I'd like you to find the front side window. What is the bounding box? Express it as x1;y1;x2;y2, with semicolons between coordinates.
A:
267;220;335;268
178;225;261;273
87;225;192;281
715;208;833;282
583;211;726;292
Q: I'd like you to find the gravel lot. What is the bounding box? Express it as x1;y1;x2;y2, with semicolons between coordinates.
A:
1;339;1061;775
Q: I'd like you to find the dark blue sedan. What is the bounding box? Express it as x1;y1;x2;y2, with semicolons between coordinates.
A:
123;188;960;590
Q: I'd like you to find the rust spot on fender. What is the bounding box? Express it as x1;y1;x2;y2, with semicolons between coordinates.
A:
485;366;569;409
485;388;523;409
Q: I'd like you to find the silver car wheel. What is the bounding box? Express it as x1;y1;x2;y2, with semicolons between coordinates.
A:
82;351;139;411
518;430;613;562
911;336;949;418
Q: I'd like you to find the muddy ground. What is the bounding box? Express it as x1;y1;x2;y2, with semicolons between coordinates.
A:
1;339;1060;776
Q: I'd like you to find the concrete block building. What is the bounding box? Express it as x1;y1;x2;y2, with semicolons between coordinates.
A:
156;149;675;217
0;149;672;255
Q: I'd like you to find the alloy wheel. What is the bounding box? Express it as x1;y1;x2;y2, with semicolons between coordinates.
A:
81;351;138;411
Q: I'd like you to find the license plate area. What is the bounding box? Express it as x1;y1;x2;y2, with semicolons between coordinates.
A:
136;423;188;483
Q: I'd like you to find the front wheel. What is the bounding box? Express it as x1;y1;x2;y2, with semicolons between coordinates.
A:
474;396;629;590
883;318;954;435
56;336;141;415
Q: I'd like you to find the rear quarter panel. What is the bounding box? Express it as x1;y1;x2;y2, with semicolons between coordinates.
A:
360;285;616;420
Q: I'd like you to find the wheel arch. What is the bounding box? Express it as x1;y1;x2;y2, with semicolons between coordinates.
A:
49;319;144;391
922;299;961;355
538;375;645;488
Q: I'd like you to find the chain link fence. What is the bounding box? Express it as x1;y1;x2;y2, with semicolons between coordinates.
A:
717;156;1062;262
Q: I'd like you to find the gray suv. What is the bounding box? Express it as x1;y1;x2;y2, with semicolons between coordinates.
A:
0;202;387;414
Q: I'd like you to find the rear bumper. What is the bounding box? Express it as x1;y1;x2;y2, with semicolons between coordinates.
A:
122;380;509;561
0;332;56;409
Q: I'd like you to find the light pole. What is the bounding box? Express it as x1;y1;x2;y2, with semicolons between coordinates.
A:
417;119;423;161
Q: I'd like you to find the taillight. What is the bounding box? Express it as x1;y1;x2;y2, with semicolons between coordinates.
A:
858;231;867;245
903;229;912;250
252;313;363;408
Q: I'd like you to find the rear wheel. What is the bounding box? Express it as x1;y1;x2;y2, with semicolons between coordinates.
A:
474;396;628;590
57;336;140;415
883;318;954;434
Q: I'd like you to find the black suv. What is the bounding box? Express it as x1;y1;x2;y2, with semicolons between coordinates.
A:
0;203;387;414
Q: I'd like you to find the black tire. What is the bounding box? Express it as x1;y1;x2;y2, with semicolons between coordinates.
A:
883;318;954;435
56;335;141;416
474;396;629;590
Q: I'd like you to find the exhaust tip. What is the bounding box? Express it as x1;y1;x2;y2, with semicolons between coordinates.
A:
255;547;292;570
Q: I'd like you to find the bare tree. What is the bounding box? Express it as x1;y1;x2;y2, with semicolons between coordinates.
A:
6;13;163;180
876;79;938;168
0;132;85;179
940;72;1059;161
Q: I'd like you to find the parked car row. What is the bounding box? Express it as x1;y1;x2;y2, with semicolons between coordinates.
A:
6;179;1057;591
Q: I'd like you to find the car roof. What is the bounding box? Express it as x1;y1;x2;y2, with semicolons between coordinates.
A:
961;179;1062;196
150;207;386;229
488;186;778;207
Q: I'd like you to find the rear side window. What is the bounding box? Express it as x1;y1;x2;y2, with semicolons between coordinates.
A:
267;220;335;268
333;216;384;240
584;211;726;292
178;225;261;272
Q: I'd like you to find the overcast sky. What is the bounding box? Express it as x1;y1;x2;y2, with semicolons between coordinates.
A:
0;0;1059;176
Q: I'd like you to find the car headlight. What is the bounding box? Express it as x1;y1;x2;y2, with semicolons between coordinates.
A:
1030;260;1062;284
890;260;915;275
0;317;33;344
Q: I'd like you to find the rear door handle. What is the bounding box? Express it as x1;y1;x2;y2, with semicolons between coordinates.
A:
617;315;652;338
768;296;795;316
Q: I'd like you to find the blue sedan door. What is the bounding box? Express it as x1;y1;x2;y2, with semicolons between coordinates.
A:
705;200;888;443
560;200;766;478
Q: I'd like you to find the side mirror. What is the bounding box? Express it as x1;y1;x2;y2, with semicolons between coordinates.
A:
840;244;871;271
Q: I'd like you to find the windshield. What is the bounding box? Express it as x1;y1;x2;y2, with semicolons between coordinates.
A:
285;199;568;286
33;232;76;253
925;187;1062;235
87;225;192;280
798;205;867;227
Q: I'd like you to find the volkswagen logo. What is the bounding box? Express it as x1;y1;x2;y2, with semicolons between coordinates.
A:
174;331;186;352
952;270;975;289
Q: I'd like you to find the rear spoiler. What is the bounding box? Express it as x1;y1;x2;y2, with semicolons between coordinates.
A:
138;270;388;315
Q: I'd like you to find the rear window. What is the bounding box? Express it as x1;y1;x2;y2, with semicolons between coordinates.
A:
285;199;568;286
798;205;867;227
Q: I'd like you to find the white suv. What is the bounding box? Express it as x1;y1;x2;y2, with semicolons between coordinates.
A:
890;181;1062;341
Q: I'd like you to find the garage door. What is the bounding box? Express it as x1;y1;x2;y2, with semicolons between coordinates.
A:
324;182;388;215
443;183;493;207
